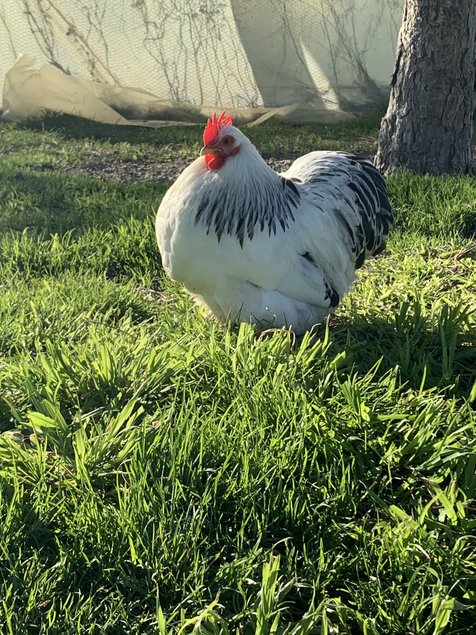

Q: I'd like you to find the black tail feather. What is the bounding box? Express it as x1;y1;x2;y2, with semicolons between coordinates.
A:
348;156;393;262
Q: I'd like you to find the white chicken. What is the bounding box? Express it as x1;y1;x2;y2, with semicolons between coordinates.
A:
156;112;392;334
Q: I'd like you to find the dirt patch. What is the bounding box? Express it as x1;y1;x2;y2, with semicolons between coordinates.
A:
68;158;183;182
62;156;296;182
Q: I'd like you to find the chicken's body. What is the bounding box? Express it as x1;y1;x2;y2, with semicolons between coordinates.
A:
156;114;392;334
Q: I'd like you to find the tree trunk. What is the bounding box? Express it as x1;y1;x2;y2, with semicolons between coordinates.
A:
375;0;476;175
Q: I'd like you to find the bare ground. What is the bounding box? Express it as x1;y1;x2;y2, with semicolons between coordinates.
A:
64;156;297;182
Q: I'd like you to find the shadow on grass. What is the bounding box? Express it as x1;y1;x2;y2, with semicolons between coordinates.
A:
327;305;475;401
0;166;166;236
16;112;384;156
17;114;202;146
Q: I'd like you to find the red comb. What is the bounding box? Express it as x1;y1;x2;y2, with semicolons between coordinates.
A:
203;111;233;146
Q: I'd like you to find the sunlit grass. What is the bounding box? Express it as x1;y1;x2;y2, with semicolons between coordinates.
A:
0;116;475;634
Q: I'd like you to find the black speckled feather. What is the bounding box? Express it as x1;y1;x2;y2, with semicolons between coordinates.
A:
195;175;300;247
294;153;392;268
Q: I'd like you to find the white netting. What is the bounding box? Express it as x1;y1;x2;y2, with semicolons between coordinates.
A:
0;0;402;124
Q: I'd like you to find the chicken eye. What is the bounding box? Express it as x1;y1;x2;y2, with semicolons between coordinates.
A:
221;135;234;146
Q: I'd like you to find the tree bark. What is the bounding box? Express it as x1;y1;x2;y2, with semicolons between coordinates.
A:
375;0;476;175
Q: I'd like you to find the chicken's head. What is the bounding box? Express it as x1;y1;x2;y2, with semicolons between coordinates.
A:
200;111;242;170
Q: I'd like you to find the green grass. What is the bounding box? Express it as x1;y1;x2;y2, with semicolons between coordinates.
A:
0;115;475;634
2;112;383;168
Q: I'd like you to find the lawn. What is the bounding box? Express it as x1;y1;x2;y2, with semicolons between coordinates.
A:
0;114;475;634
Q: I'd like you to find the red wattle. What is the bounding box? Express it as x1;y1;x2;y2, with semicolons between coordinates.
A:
205;153;226;170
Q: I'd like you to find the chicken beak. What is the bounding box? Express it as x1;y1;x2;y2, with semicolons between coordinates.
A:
200;145;217;156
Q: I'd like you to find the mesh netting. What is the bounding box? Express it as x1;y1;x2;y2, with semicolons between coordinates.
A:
0;0;402;124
